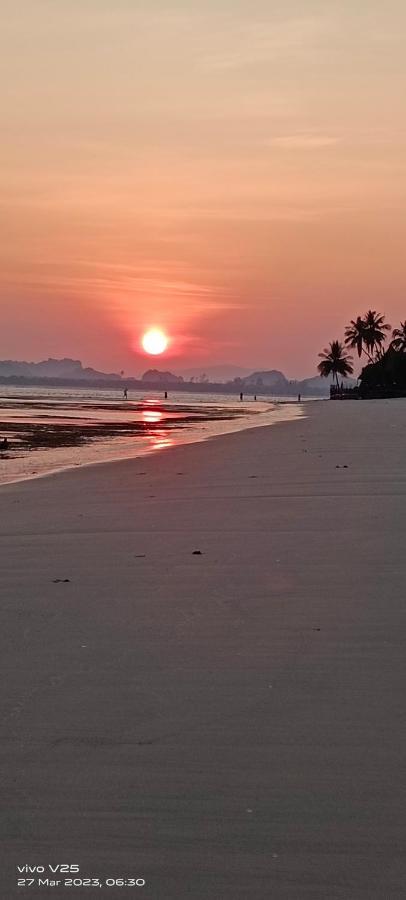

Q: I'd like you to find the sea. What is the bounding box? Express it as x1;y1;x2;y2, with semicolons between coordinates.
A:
0;385;311;486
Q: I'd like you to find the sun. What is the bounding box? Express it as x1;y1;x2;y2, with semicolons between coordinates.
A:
141;328;168;355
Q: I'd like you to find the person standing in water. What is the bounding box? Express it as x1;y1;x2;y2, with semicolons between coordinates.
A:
123;388;128;400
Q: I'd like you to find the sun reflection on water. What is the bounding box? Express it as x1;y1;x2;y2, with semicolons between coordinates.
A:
142;409;163;424
149;429;174;452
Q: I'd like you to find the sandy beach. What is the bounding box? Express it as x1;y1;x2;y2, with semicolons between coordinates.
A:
1;398;406;899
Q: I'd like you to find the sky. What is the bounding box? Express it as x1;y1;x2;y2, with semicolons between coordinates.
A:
1;0;405;377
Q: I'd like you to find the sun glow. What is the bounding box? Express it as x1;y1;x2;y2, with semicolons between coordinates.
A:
141;328;168;355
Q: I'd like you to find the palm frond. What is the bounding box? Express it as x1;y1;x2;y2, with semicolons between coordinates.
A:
390;321;406;352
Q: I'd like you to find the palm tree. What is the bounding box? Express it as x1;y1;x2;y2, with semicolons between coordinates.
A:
345;310;390;362
345;316;372;361
390;321;406;352
318;341;354;387
363;310;391;360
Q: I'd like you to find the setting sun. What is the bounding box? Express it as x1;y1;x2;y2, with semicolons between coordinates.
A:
141;329;168;356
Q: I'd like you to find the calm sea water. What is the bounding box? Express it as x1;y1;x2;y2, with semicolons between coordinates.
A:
0;385;308;486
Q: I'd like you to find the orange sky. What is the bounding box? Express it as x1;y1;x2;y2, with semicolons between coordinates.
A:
1;0;405;377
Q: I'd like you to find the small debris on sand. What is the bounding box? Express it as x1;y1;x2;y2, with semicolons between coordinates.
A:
52;578;70;583
192;550;202;555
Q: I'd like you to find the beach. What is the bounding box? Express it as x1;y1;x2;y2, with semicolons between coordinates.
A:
1;398;406;898
0;387;302;486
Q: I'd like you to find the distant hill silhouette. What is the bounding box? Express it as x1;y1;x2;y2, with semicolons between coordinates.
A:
142;369;184;384
0;358;121;380
241;370;289;390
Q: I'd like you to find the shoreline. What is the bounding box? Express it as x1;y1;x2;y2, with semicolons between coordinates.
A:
1;399;406;898
0;399;304;488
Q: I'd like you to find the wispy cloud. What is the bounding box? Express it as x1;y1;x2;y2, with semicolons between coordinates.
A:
204;15;335;71
268;135;340;149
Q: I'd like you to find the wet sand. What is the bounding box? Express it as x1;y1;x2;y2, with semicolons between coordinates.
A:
0;399;241;454
0;392;300;486
1;399;406;898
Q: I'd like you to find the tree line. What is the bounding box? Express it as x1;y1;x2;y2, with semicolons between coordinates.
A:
317;312;406;387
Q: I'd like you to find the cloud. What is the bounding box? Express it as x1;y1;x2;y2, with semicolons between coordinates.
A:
268;135;340;149
203;15;335;71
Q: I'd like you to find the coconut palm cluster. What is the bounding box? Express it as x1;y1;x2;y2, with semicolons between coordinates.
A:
317;311;406;387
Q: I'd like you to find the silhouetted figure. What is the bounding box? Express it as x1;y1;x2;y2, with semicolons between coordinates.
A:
164;391;168;399
123;388;128;400
254;395;257;401
0;437;8;450
298;394;301;403
240;392;243;401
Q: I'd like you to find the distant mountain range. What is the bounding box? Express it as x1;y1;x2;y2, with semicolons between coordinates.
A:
0;357;355;395
0;358;121;380
239;369;352;395
141;368;354;395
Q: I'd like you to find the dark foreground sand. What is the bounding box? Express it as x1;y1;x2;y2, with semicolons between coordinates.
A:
1;399;406;899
